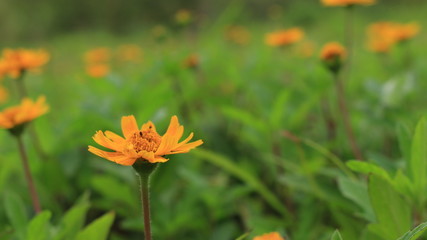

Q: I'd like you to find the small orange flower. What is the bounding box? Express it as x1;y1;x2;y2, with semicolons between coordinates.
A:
1;49;50;78
183;54;199;69
265;28;304;47
117;44;142;62
253;232;285;240
367;22;420;53
320;42;346;73
174;9;192;25
88;115;203;165
0;96;49;129
84;48;111;64
86;63;110;78
321;0;375;6
320;42;346;61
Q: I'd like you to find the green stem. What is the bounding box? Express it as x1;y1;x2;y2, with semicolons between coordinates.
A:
133;161;158;240
16;135;41;213
334;72;363;160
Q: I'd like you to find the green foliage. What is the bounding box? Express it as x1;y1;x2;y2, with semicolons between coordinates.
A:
331;230;344;240
397;222;427;240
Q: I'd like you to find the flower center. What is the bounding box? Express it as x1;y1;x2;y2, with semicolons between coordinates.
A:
126;130;161;153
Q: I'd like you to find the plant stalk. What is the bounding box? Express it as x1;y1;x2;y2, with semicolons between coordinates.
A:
138;172;152;240
16;135;41;213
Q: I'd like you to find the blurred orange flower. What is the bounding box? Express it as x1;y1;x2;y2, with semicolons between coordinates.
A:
320;42;346;60
225;25;251;45
0;96;48;129
253;232;285;240
265;28;304;47
88;115;203;165
321;0;375;6
183;54;199;69
117;44;142;62
84;48;111;64
175;9;192;25
86;63;110;78
367;22;420;53
1;49;50;78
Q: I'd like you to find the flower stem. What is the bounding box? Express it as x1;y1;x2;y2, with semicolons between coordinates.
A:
133;162;158;240
139;173;152;240
16;135;41;213
334;73;363;160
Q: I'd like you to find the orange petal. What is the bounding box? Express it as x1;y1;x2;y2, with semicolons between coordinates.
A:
92;131;122;152
104;130;126;145
171;139;203;154
141;121;157;132
121;115;138;138
88;146;136;165
156;115;183;155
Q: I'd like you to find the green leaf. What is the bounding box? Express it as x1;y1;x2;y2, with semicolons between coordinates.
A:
53;195;90;240
367;175;411;240
397;123;411;165
397;222;427;240
192;148;291;219
4;192;29;240
337;177;374;222
235;232;250;240
269;90;290;128
331;230;343;240
346;161;391;182
222;107;268;133
27;211;51;240
409;117;427;199
75;212;115;240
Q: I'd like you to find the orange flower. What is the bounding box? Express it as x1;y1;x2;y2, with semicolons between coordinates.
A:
320;42;346;60
84;48;111;64
183;54;199;69
253;232;285;240
367;22;420;53
265;28;304;47
86;63;110;78
88;115;203;165
320;42;346;73
117;44;142;62
174;9;192;25
1;49;49;78
0;96;49;129
321;0;375;6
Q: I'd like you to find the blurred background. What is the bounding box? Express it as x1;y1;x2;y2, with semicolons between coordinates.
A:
1;0;427;240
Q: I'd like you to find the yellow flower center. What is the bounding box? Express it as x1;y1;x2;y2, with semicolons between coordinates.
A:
126;130;161;153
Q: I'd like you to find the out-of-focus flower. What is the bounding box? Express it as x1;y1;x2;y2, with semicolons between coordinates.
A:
117;44;142;63
367;22;420;53
183;54;199;69
225;25;251;45
88;115;203;165
86;63;110;78
151;25;169;42
174;9;192;25
253;232;285;240
84;48;111;64
0;96;48;132
320;42;346;73
265;28;304;47
1;49;50;78
321;0;375;6
0;85;8;104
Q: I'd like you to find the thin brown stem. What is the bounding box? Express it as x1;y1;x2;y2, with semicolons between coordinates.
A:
16;135;41;213
138;173;152;240
334;73;363;160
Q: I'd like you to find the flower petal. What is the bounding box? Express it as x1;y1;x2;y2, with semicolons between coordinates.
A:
156;115;184;155
92;131;122;152
88;146;136;165
121;115;138;138
104;130;125;145
170;139;204;154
